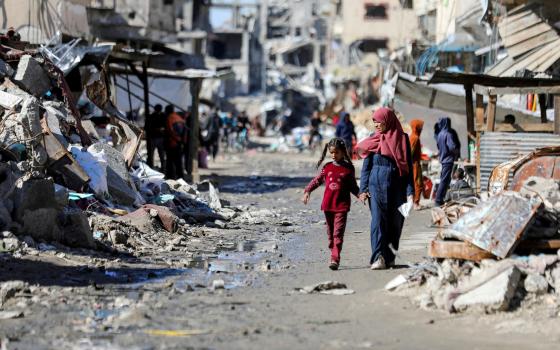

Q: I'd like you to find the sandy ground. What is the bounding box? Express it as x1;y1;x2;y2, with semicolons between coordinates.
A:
1;151;559;349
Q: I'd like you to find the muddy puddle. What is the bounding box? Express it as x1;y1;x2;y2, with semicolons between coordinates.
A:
99;238;281;291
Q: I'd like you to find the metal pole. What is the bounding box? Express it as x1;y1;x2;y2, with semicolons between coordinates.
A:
142;62;150;125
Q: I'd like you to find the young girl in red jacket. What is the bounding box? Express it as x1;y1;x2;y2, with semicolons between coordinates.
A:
302;138;360;270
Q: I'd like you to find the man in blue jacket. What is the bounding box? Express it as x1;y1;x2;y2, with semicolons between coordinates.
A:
435;117;460;206
335;112;356;156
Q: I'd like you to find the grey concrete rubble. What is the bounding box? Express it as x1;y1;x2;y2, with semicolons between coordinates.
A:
90;142;142;206
13;55;52;97
388;253;560;314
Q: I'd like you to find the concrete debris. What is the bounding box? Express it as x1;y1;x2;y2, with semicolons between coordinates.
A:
0;90;22;109
208;182;222;210
297;281;355;295
211;279;225;290
90;142;142;206
0;281;27;307
0;310;23;319
389;252;560;314
118;204;179;234
451;265;521;313
0;58;14;78
13;55;51;97
524;273;549;294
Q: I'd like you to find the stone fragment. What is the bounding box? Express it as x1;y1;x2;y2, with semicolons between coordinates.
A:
89;142;141;206
0;281;27;306
524;273;549;294
211;279;225;290
13;177;63;242
452;265;521;313
13;55;51;97
109;230;128;245
0;90;22;109
0;58;14;78
60;209;95;249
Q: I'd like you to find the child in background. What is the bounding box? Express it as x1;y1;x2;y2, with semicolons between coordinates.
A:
302;138;360;270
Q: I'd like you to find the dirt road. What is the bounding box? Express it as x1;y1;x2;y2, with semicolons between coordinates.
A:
1;152;558;349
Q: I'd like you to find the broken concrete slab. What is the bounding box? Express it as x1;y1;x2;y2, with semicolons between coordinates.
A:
13;55;51;97
90;142;143;206
13;177;64;242
0;90;22;109
451;264;521;313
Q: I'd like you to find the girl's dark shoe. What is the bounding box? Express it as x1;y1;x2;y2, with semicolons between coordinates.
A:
329;261;339;270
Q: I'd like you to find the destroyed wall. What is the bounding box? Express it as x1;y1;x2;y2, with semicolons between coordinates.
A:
87;0;178;43
340;0;419;51
0;0;90;44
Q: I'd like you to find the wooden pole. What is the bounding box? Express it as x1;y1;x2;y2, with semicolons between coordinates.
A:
555;95;560;135
486;95;497;132
475;93;484;131
539;93;547;123
464;84;475;163
187;78;202;182
475;93;484;192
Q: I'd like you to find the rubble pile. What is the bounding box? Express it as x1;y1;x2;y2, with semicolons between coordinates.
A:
0;42;240;254
386;254;560;314
392;176;560;314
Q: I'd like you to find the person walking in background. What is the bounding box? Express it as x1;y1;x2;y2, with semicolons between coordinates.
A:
309;111;322;148
435;117;460;206
409;119;424;210
335;112;356;156
204;109;223;161
356;108;414;270
164;105;186;179
144;104;166;170
222;112;236;152
302;138;360;270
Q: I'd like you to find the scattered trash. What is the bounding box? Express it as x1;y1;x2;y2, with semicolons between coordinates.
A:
296;281;355;295
143;329;210;337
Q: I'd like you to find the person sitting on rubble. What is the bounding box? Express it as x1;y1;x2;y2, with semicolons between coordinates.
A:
444;168;474;202
164;105;186;180
302;137;360;270
145;104;166;170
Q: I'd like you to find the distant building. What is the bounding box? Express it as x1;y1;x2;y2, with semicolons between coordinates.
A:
335;0;419;64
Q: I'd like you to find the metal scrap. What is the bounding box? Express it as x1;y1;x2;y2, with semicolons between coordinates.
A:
444;192;542;258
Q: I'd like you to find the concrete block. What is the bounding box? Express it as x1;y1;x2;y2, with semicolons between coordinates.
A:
60;209;95;249
90;142;140;206
524;273;549;294
453;265;521;312
13;55;52;97
0;58;14;78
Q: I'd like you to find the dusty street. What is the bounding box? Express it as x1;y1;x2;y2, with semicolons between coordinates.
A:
0;151;557;349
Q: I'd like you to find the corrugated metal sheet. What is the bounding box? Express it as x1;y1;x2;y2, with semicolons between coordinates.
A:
480;132;560;190
445;192;542;258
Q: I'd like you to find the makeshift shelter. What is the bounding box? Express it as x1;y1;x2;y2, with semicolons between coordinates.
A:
427;70;560;190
